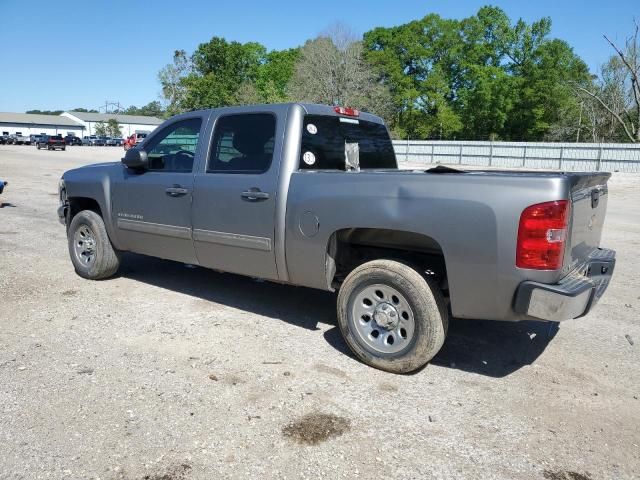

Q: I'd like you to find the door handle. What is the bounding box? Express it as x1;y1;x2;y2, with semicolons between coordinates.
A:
165;185;189;197
241;188;270;201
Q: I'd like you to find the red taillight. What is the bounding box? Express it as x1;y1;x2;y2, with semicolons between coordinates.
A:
516;200;570;270
334;106;360;117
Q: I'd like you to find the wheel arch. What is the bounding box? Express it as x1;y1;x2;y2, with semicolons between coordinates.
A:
325;227;449;295
65;193;123;250
67;196;102;220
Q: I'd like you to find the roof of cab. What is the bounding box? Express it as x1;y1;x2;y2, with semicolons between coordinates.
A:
182;103;385;125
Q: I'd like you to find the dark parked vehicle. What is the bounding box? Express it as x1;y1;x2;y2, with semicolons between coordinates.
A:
37;135;66;150
30;134;46;145
0;134;8;145
65;135;82;146
57;103;616;373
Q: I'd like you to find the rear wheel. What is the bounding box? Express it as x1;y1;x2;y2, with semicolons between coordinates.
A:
68;210;120;280
337;259;448;373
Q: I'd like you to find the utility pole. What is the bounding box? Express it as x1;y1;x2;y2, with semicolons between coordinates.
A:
101;101;122;114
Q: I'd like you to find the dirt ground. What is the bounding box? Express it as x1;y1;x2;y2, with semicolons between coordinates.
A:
0;144;638;480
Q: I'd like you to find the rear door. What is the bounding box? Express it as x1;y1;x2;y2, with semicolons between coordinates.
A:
191;112;281;280
112;115;205;264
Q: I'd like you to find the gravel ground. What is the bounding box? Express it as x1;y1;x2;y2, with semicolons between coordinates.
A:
0;145;638;480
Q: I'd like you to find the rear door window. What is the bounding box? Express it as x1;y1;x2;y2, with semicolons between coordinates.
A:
207;113;276;174
300;115;397;170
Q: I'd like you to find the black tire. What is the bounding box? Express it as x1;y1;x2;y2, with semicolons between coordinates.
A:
337;259;448;374
68;210;120;280
61;147;66;151
37;144;40;150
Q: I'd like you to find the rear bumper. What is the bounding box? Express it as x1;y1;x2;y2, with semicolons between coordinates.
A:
514;248;616;321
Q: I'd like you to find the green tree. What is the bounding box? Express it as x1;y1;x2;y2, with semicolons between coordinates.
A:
26;109;63;115
233;82;263;105
123;101;164;117
255;48;300;102
364;13;464;138
94;121;107;136
106;119;122;137
158;39;299;111
235;48;300;104
364;7;589;140
180;37;267;110
502;19;590;140
70;107;99;113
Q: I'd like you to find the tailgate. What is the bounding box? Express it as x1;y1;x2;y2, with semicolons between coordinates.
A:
565;172;611;271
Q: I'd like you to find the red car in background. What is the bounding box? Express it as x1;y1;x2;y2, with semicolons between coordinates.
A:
123;132;148;150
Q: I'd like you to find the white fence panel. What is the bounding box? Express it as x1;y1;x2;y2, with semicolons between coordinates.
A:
393;140;640;173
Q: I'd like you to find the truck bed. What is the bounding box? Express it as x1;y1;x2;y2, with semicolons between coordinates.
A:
285;168;610;322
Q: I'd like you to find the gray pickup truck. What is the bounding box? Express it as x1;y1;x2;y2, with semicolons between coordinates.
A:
57;103;616;373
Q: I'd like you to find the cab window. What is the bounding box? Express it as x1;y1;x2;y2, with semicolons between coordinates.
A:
207;114;276;173
146;118;202;172
300;115;396;170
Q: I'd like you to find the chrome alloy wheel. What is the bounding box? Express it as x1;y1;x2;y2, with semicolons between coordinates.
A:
73;224;97;266
349;283;415;354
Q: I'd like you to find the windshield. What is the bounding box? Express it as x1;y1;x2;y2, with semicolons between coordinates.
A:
299;115;396;170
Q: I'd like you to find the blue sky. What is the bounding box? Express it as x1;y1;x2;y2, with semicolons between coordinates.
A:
0;0;637;112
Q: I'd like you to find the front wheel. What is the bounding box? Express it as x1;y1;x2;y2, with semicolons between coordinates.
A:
337;259;448;373
68;210;120;279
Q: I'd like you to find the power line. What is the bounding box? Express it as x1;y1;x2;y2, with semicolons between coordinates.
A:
99;101;123;114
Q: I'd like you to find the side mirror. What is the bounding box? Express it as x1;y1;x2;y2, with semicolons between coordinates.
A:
122;148;148;170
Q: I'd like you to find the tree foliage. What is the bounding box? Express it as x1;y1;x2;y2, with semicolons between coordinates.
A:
288;24;393;122
94;121;107;136
160;38;299;112
156;7;597;141
158;50;191;116
106;119;122;137
121;101;165;117
25;109;63;115
364;7;590;140
70;107;99;113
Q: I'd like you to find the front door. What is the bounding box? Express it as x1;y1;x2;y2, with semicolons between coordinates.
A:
192;113;280;280
112;116;204;264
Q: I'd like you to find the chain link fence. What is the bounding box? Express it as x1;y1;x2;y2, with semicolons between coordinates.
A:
393;140;640;173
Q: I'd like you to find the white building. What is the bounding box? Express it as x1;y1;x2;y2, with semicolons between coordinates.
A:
60;111;163;138
0;112;84;137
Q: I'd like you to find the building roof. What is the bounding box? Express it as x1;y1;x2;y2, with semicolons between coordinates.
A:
63;111;163;125
0;112;81;127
